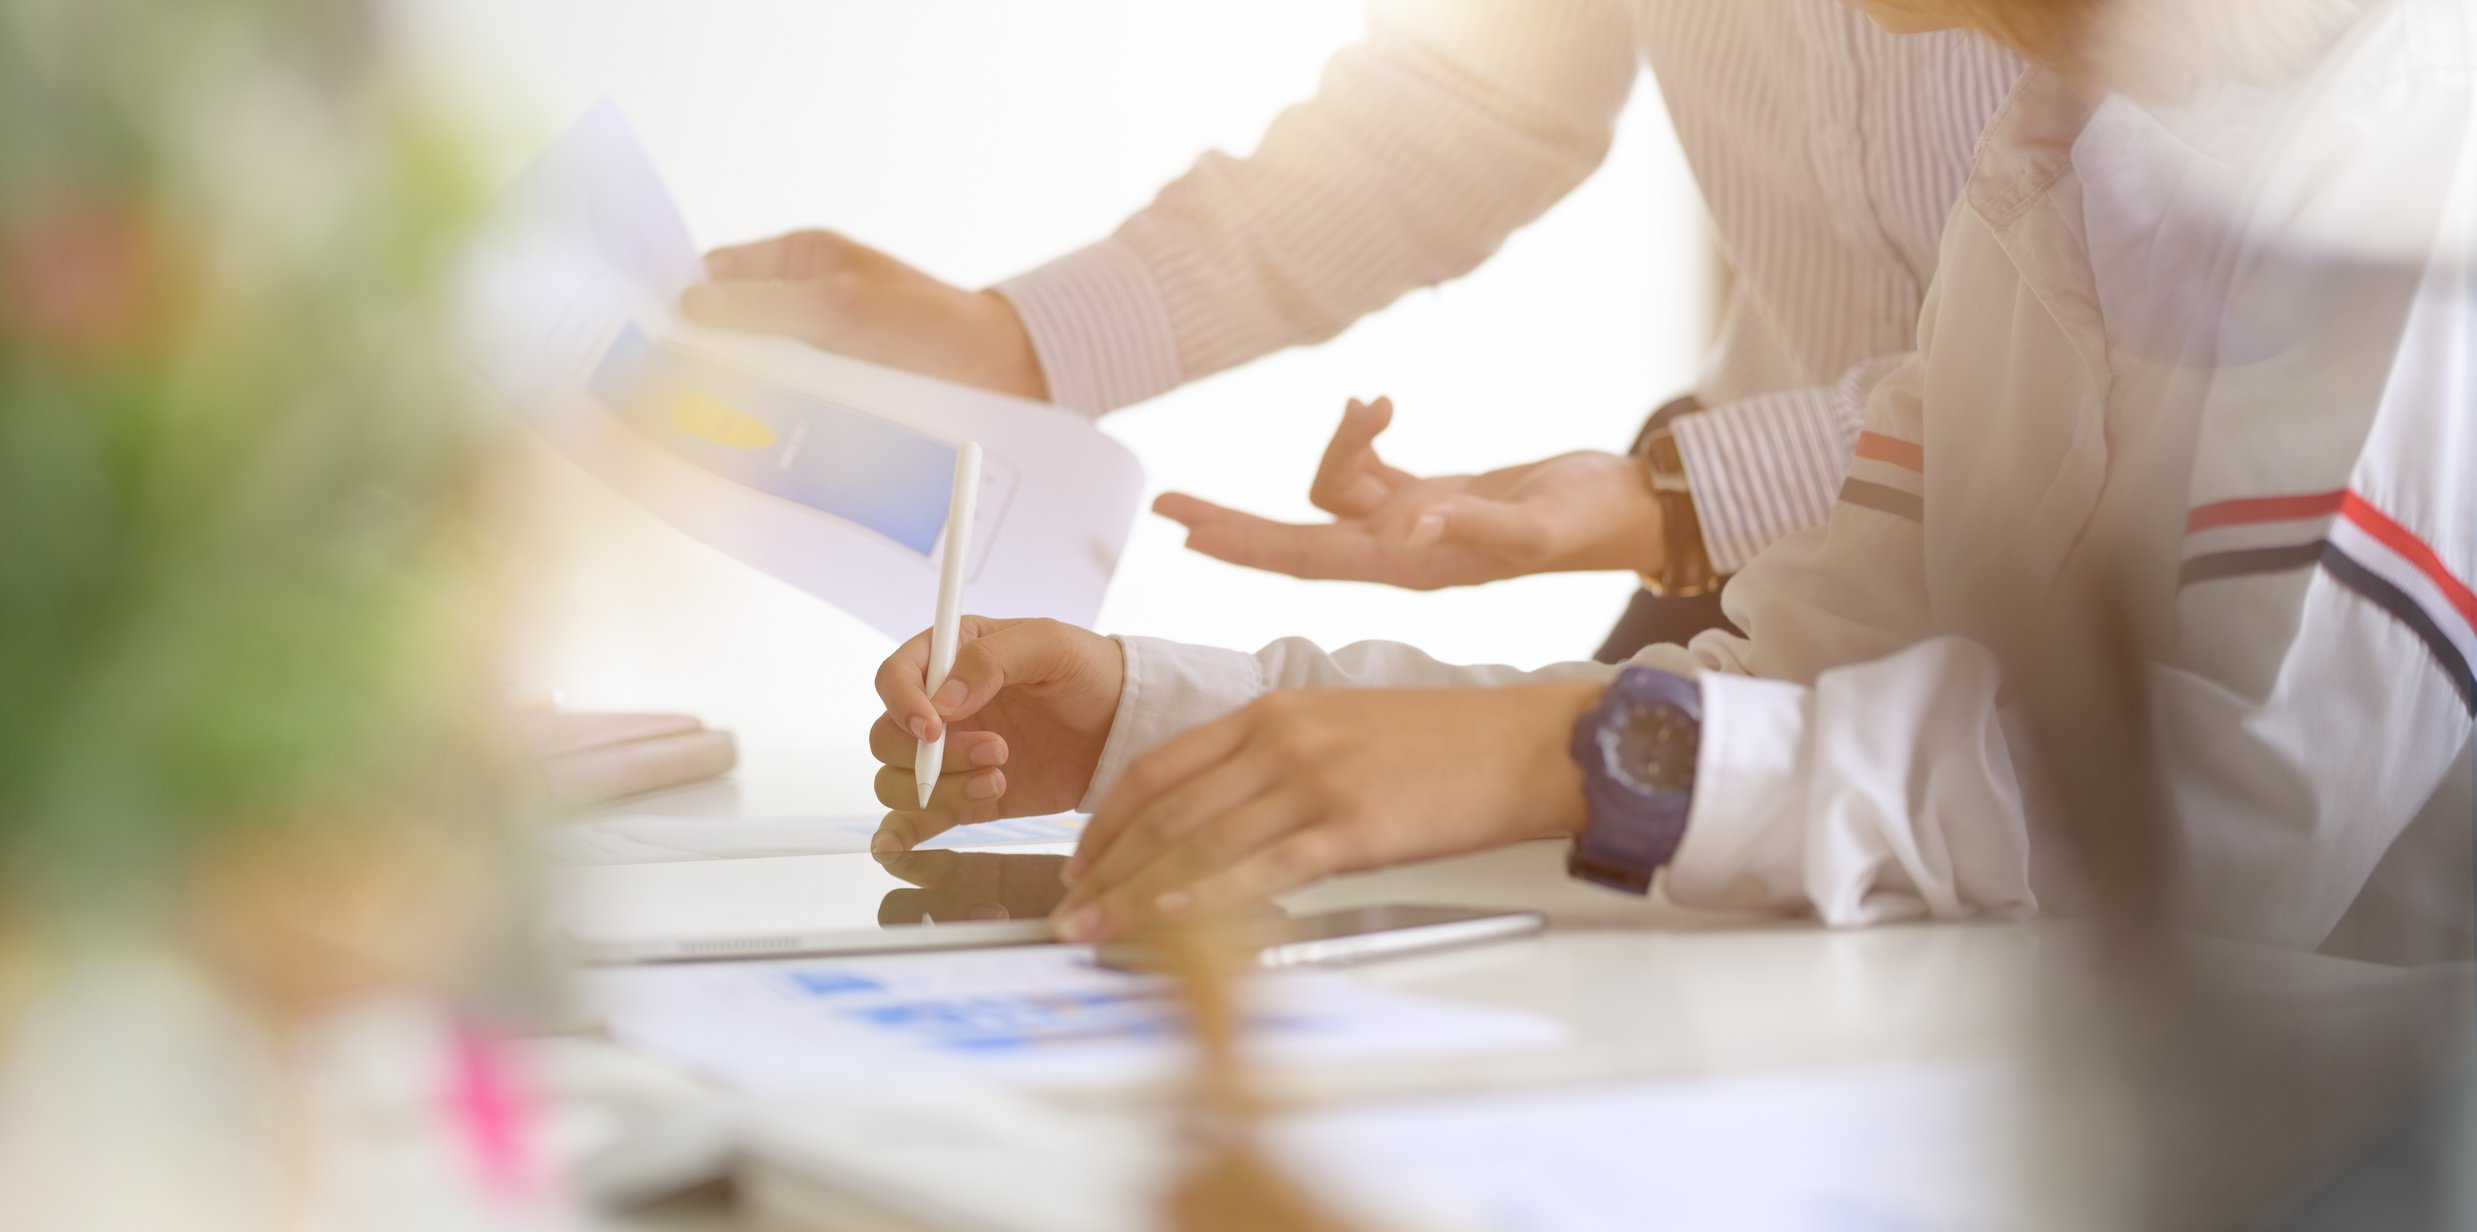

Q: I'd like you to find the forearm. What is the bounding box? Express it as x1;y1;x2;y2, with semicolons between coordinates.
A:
998;0;1636;415
1079;633;1634;807
1666;637;2041;924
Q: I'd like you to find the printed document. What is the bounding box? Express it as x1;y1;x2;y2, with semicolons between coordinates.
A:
458;103;1144;636
581;945;1565;1091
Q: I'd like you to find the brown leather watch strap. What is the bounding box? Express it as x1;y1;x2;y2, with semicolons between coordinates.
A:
1630;396;1722;598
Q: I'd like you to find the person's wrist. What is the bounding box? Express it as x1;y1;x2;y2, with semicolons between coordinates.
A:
1566;452;1665;575
1522;681;1605;839
1626;455;1668;577
967;288;1048;401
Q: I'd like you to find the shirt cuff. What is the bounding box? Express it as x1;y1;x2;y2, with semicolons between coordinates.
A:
991;239;1185;417
1669;390;1853;575
1661;672;1811;912
1078;636;1268;810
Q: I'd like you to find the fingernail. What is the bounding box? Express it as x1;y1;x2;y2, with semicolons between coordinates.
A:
1407;513;1445;547
907;715;930;741
966;771;1003;800
931;680;968;713
968;741;1004;767
1155;890;1192;916
869;830;900;856
680;283;715;315
1057;905;1101;943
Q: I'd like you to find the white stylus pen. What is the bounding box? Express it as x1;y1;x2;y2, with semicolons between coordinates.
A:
916;441;982;808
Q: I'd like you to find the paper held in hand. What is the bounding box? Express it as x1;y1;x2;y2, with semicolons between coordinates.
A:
456;103;1145;637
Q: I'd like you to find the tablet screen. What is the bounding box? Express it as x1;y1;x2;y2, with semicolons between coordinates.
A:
555;842;1079;951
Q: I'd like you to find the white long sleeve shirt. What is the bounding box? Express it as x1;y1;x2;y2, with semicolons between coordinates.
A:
995;0;2022;573
1076;0;2477;956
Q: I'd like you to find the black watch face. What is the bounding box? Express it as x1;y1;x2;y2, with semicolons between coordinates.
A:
1612;702;1698;795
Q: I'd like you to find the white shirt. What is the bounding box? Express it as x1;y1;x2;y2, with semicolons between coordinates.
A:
996;0;2023;573
1074;0;2477;958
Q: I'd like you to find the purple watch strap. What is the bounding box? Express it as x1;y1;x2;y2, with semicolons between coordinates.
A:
1567;666;1700;895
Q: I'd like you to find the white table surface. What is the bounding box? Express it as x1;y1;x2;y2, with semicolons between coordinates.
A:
574;744;2473;1230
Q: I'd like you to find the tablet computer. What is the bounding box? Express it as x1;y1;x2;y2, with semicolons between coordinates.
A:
562;843;1078;966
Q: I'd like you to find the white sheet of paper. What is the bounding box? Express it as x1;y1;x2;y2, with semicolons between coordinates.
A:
1278;1063;2022;1231
581;945;1565;1092
546;813;1088;866
736;1061;2021;1232
457;103;1144;636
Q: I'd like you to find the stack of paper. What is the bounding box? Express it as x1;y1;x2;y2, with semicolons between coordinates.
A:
518;710;737;808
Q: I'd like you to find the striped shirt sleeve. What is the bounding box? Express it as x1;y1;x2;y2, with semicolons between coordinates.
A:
993;239;1184;417
1668;354;1903;573
992;0;1637;416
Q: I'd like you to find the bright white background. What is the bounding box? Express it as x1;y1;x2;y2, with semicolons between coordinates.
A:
402;1;1710;772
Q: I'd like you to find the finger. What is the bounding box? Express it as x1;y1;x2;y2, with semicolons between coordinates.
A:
1058;791;1317;942
869;715;1006;771
1356;396;1416;488
876;844;963;889
1171;506;1393;583
1150;490;1249;531
679;280;826;341
1065;777;1309;922
1055;751;1281;914
924;618;1087;730
1150;825;1365;927
1305;398;1394;516
873;624;948;742
875;615;1029;742
874;763;1007;813
701;229;852;280
1307;397;1416;516
1418;495;1560;564
872;809;964;855
1069;711;1256;884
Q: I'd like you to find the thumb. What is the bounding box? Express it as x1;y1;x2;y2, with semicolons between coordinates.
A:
702;229;860;281
679;280;831;343
1412;495;1560;564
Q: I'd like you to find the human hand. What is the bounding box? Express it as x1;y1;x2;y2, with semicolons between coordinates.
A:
1153;397;1666;591
873;848;1071;923
681;230;1047;400
868;617;1123;846
1051;681;1602;942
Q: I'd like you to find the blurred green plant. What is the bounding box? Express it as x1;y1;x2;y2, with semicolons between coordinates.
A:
0;0;517;953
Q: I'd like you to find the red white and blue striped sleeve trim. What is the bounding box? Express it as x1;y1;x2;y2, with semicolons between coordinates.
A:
1837;431;1926;523
2181;490;2477;712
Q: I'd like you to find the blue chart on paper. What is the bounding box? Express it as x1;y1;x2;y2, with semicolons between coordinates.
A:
586;323;958;554
783;971;887;997
776;969;1312;1054
848;990;1183;1053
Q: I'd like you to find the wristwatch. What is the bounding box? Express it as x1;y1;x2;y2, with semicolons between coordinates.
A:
1567;665;1702;895
1630;397;1722;598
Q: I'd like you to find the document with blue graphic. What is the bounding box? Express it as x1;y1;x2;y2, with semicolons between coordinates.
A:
583;944;1564;1091
458;103;1143;637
